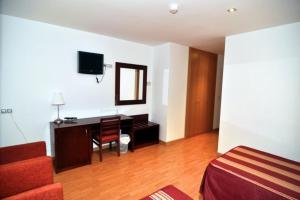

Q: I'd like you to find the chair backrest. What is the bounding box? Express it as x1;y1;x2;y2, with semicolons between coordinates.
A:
100;116;121;137
130;114;148;124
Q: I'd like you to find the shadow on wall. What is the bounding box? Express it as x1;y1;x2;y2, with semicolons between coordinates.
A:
218;121;299;160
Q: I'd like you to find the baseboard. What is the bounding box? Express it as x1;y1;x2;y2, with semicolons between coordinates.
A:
159;137;185;145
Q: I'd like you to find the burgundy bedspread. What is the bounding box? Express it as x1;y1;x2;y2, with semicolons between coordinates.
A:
141;185;192;200
200;146;300;200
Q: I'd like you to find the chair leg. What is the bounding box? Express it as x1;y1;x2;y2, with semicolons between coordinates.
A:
117;140;120;157
109;142;112;150
99;143;103;162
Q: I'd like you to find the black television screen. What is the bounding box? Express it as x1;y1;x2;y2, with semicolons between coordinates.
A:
78;51;103;74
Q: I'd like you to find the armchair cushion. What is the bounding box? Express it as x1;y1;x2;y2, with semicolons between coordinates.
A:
0;156;53;198
0;141;46;164
3;183;63;200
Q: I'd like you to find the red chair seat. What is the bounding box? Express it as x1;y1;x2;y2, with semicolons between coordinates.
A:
99;135;119;143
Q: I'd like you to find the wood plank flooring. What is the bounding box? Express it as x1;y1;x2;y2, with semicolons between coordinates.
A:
54;132;218;200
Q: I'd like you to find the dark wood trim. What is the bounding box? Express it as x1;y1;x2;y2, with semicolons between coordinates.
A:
115;62;147;105
135;69;140;100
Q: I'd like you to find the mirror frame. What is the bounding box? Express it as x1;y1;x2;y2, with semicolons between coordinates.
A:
115;62;147;105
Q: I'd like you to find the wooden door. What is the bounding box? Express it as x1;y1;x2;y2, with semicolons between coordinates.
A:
55;126;91;172
185;48;217;137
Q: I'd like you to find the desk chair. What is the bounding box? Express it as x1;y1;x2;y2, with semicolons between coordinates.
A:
92;116;121;162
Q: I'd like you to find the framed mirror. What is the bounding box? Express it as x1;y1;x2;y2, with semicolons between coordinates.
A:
115;62;147;105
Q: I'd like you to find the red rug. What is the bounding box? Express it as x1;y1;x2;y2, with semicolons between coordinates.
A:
141;185;193;200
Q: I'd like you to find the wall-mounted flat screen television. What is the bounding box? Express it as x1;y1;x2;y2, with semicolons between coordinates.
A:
78;51;104;74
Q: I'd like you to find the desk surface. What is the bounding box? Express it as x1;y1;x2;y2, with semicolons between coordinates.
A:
50;114;133;129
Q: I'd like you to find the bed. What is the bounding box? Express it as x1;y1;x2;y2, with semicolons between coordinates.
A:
200;146;300;200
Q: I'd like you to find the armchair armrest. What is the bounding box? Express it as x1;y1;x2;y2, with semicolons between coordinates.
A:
3;183;63;200
0;156;53;198
0;141;46;164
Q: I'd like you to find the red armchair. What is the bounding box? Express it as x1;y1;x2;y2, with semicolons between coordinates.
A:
0;141;63;200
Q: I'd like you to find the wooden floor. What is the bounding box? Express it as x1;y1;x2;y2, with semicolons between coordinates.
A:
54;132;218;200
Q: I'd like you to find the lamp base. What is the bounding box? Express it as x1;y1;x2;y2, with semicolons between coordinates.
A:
54;118;64;124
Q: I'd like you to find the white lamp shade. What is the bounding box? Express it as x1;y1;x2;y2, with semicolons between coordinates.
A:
52;92;65;105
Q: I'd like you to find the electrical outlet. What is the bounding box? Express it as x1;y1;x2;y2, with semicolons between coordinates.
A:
0;109;13;114
104;64;113;68
7;109;13;113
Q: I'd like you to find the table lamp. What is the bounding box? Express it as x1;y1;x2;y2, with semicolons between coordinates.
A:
52;92;65;124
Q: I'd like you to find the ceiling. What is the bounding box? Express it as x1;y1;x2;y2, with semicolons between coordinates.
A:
1;0;300;54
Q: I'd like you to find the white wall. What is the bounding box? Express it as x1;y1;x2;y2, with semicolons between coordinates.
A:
151;43;189;142
218;22;300;161
151;44;169;141
0;15;153;155
0;15;3;145
166;43;189;141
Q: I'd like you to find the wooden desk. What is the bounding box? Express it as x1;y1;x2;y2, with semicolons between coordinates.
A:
50;114;133;173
